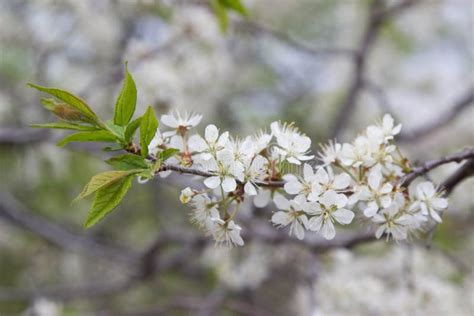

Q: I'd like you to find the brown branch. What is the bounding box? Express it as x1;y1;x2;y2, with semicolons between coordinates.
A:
438;159;474;195
331;0;419;139
400;148;474;187
158;163;285;188
398;88;474;142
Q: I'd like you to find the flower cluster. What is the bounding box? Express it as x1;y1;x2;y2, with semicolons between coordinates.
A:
147;112;448;246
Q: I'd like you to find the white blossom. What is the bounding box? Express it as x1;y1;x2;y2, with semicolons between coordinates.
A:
211;217;244;246
161;111;202;131
253;189;272;208
317;140;342;166
243;155;268;196
202;150;244;192
283;163;317;199
271;194;311;240
148;129;166;156
308;190;354;240
409;181;448;223
179;187;195;204
307;166;351;201
189;124;229;160
366;114;402;145
373;202;412;240
271;121;314;165
358;167;393;217
189;194;219;233
340;135;372;167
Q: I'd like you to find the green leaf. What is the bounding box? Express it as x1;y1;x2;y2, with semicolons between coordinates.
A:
153;148;180;171
57;130;118;147
102;145;124;152
30;122;100;131
40;98;56;111
124;117;142;142
159;148;180;161
75;169;141;201
219;0;247;15
106;154;149;170
28;83;100;125
105;120;126;141
211;0;229;33
84;175;134;228
113;63;137;126
139;106;158;157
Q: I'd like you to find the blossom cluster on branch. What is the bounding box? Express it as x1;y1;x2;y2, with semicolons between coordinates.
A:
29;66;458;246
149;112;448;246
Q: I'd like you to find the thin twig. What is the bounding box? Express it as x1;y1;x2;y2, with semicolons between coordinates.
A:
331;0;419;139
400;148;474;187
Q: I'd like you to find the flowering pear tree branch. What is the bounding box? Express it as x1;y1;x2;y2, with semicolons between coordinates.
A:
27;62;470;248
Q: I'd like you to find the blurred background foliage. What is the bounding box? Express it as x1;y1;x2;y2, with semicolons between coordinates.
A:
0;0;473;315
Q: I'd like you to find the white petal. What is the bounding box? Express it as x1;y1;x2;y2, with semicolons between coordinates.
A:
294;221;305;240
430;209;443;223
273;194;291;210
320;190;338;208
254;189;270;208
332;209;354;224
380;183;393;194
284;181;304;195
417;181;435;198
297;154;314;161
368;169;381;190
375;225;386;239
272;211;292;226
188;135;207;152
205;124;219;143
217;131;230;147
392;123;402;135
161;114;179;128
188;114;203;127
383;114;394;128
321;220;336;240
392;225;407;240
333;173;351;190
308;215;323;231
287;157;301;165
364;201;379;217
204;176;221;189
335;193;348;209
250;155;267;171
409;201;420;212
222;176;237;192
244;182;257;196
432;198;448;210
282;173;298;182
230;232;244;246
315;167;329;185
303;163;314;180
380;195;392;208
